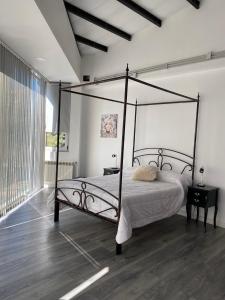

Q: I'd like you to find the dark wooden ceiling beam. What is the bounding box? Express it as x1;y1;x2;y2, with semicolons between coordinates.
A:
117;0;161;27
75;34;108;52
186;0;200;9
64;1;132;41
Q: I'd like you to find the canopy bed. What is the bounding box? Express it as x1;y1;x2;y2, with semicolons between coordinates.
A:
54;65;200;254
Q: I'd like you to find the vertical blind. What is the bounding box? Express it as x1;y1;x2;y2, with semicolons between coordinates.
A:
0;43;46;217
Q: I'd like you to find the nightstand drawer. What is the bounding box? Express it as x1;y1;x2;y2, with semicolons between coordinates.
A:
103;168;120;176
104;170;113;175
187;189;207;206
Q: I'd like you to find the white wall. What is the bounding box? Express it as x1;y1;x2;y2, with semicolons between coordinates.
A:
79;67;225;228
59;93;82;167
79;87;135;177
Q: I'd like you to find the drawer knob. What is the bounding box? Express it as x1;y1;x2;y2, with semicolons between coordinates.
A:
194;192;200;196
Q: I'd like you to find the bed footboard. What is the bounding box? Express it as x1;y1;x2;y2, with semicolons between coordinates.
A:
55;179;119;223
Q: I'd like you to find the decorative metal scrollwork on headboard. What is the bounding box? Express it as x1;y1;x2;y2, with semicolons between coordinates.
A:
133;147;193;175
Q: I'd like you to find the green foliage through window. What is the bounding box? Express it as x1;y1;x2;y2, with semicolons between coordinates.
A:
45;132;68;150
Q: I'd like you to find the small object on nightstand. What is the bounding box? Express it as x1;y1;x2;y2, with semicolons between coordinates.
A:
186;185;219;232
197;167;205;187
103;167;120;176
112;154;118;168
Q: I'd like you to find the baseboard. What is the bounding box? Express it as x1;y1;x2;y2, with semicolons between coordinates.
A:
178;207;225;229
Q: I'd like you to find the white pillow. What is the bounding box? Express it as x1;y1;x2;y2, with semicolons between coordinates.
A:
132;166;157;182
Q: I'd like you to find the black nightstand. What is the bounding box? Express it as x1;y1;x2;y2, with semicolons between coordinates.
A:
186;185;219;231
103;167;120;176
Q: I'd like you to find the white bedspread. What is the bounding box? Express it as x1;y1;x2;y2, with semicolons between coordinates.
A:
57;169;190;244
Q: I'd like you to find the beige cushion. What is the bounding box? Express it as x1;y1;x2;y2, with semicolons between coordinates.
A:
132;166;157;182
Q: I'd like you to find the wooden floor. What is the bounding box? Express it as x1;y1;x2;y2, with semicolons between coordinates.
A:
1;190;225;300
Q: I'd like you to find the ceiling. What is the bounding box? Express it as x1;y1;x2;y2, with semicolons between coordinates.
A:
0;0;198;80
67;0;190;55
0;0;79;82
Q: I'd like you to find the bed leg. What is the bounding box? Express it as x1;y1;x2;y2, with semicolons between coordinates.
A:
116;243;122;255
54;200;59;222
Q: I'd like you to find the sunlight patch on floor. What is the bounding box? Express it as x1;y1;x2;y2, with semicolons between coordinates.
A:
59;267;109;300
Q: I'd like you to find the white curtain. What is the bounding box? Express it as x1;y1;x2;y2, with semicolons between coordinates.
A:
0;43;46;217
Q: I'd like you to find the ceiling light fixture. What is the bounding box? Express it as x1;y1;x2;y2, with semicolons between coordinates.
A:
35;57;46;62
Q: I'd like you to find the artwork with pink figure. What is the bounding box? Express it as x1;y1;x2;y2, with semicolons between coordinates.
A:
100;114;118;138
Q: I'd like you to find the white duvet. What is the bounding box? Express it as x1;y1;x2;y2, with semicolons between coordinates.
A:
57;168;191;244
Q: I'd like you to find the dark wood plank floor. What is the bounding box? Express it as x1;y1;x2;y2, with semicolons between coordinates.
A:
0;189;225;300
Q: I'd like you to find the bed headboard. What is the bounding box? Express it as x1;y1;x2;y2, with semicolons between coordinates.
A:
133;147;193;175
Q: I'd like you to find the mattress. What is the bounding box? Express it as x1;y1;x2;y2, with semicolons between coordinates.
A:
57;168;191;244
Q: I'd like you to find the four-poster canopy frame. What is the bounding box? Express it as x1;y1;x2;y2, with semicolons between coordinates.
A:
54;65;200;255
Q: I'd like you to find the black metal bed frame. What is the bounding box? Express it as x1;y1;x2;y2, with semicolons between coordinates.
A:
54;65;200;255
133;147;194;175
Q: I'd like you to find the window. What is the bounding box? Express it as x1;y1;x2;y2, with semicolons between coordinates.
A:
45;132;69;151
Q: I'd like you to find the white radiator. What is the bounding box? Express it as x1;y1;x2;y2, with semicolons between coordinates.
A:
44;161;76;187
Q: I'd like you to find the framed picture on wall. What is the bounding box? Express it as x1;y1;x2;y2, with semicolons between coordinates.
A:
100;114;118;138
